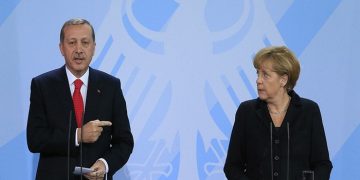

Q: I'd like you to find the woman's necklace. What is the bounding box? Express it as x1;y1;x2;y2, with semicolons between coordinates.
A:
268;97;291;116
268;109;287;115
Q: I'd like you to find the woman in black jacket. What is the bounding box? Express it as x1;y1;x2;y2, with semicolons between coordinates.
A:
224;46;332;180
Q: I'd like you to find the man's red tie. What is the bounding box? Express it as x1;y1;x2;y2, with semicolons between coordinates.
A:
73;79;84;127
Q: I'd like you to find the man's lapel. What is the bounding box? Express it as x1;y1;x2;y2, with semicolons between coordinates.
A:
54;66;73;113
84;67;102;124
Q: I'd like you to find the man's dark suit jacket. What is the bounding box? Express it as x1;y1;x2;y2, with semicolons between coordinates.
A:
224;90;332;180
27;66;134;180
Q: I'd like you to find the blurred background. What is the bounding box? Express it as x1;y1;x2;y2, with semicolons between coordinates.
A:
0;0;359;179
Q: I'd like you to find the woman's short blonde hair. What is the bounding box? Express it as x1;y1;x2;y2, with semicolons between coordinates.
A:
253;46;300;91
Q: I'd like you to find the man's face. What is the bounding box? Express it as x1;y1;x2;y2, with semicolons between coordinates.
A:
59;24;95;78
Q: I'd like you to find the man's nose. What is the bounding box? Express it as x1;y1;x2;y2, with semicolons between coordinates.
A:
75;44;83;53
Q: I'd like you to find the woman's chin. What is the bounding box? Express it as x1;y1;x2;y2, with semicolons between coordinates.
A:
258;94;267;101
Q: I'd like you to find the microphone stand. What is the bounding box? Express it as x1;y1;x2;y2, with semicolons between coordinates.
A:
270;122;273;180
68;111;73;180
80;112;85;180
287;122;290;180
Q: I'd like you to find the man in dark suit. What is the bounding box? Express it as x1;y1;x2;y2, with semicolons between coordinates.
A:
27;18;134;180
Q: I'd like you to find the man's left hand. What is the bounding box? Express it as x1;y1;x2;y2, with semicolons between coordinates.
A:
84;160;106;180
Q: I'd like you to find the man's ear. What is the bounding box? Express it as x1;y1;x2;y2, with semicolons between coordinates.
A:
59;43;64;56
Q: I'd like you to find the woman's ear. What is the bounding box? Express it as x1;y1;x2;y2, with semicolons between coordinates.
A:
281;74;289;87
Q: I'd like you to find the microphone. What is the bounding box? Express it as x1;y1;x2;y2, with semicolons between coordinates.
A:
67;111;73;180
270;122;273;180
286;122;290;180
80;112;85;180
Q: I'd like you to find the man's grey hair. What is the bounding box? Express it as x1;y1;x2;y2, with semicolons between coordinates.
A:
60;18;95;42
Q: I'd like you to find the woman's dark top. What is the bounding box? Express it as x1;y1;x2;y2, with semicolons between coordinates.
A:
224;91;332;180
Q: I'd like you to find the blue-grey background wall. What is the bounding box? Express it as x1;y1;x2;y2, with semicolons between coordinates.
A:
0;0;359;179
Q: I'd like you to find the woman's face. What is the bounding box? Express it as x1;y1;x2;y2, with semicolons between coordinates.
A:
256;60;287;102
